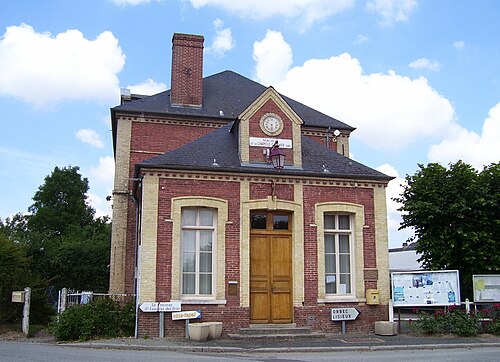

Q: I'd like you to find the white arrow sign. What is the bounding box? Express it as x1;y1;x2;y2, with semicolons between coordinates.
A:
330;307;360;321
172;310;202;320
139;302;159;312
158;301;181;312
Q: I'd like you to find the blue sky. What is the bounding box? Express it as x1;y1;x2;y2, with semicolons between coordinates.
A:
1;0;499;248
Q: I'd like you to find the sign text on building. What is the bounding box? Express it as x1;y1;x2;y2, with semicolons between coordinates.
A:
249;137;292;149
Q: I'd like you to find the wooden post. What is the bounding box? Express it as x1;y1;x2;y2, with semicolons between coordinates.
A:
22;287;31;336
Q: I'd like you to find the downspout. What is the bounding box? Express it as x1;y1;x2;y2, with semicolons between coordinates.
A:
131;175;143;339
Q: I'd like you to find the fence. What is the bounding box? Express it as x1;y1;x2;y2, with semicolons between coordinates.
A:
57;288;134;315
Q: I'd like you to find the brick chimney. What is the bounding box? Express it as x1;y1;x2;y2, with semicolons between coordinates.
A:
170;33;204;108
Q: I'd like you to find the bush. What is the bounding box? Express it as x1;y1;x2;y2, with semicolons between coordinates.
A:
49;298;135;341
411;307;482;336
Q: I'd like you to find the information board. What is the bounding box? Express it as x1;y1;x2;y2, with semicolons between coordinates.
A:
473;274;500;302
391;270;461;307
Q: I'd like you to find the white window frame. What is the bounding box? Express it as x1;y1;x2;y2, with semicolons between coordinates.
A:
316;202;365;303
170;197;227;304
324;213;353;295
181;207;216;297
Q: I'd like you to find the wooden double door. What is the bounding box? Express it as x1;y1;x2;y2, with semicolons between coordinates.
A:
250;211;292;324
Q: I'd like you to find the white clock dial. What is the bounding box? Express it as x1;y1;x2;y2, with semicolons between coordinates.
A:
261;115;283;135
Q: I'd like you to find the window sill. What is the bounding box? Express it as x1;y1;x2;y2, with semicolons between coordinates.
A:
318;297;366;304
173;299;227;305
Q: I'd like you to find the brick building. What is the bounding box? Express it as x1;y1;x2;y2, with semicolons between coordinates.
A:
110;33;393;337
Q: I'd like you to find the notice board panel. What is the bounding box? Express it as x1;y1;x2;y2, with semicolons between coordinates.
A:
473;274;500;302
391;270;461;307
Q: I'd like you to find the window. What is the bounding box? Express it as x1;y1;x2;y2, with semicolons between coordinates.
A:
181;208;216;296
324;214;352;295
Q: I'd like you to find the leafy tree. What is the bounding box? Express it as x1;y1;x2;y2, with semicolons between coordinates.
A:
395;161;500;298
0;233;29;323
23;166;110;291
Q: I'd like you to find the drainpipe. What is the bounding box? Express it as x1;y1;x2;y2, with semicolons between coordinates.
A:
130;176;143;338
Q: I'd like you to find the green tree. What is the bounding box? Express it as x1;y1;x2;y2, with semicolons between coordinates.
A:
21;166;110;291
395;161;500;298
0;233;29;323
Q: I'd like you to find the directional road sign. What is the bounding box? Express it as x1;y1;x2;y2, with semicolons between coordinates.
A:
330;307;360;321
172;310;202;320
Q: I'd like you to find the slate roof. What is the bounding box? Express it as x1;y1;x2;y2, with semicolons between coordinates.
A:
112;70;355;131
136;122;392;181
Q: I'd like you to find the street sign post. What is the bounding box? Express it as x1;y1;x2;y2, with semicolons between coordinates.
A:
331;307;360;335
139;301;182;338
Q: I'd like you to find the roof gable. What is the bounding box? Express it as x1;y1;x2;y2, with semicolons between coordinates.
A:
113;70;355;130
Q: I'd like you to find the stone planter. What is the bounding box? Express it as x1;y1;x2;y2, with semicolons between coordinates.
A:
207;322;223;340
188;323;210;341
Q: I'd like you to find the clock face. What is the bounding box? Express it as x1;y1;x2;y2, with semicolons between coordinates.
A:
261;114;283;135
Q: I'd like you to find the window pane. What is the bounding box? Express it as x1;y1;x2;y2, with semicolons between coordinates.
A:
182;230;196;251
339;255;350;273
340;274;351;293
199;252;212;272
182;209;197;226
273;215;289;230
338;215;350;230
182;274;195;294
326;279;336;294
251;214;266;229
182;252;195;272
199;274;212;294
325;234;335;253
339;235;350;253
325;254;336;274
199;209;214;226
324;215;335;229
200;231;212;251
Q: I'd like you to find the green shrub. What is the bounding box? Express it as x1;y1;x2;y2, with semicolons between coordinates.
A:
411;307;482;336
49;298;135;341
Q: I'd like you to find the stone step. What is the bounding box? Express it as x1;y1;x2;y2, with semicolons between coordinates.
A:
228;332;326;339
228;324;326;339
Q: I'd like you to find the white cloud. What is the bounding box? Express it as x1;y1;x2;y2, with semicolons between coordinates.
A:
90;156;115;183
87;156;115;218
188;0;354;30
127;78;166;95
76;129;105;148
409;57;440;71
428;102;500;169
268;52;454;150
253;30;293;86
0;24;125;108
366;0;418;26
205;19;235;57
453;40;465;49
376;164;414;248
355;34;369;44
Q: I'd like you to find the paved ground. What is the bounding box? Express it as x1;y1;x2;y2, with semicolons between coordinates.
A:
68;333;500;353
2;328;500;353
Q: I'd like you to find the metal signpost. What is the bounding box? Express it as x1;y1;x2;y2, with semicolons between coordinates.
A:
139;301;182;338
330;307;360;335
172;310;202;338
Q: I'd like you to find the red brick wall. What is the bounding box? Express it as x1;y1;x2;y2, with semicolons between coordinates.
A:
122;120;223;293
302;185;377;304
170;33;204;107
131;121;217;155
135;179;387;337
155;177;241;302
249;181;294;201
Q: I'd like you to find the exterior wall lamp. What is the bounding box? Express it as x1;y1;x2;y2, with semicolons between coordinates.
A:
268;141;285;171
